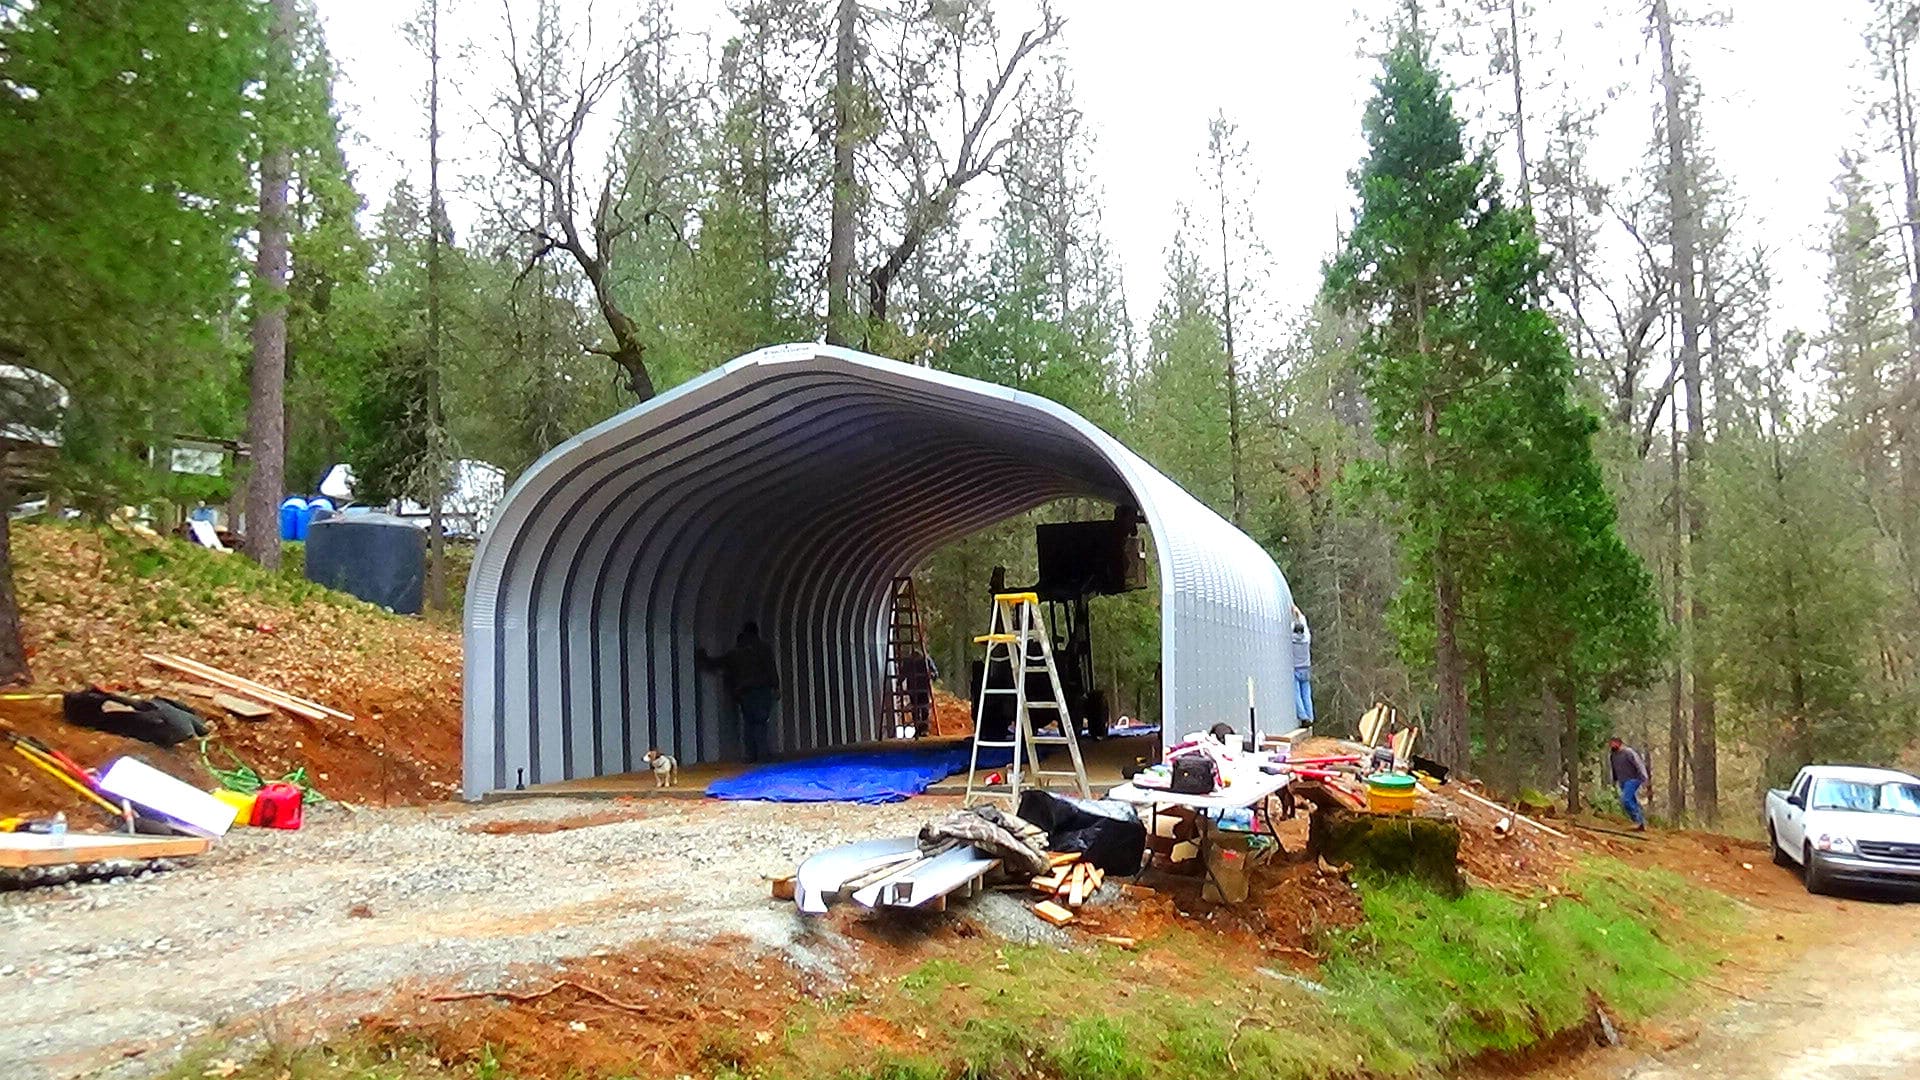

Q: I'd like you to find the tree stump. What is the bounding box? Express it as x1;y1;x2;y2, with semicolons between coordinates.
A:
1308;808;1464;897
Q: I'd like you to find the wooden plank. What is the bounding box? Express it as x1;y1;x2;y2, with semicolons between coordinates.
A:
215;694;275;720
1088;867;1105;891
146;653;349;722
1046;851;1081;868
0;833;209;868
141;654;330;721
1099;935;1136;949
158;653;342;720
162;682;223;701
770;875;797;901
1066;865;1088;907
1033;900;1075;926
1456;786;1571;840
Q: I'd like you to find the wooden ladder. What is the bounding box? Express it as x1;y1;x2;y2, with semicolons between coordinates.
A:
882;576;932;738
963;592;1091;806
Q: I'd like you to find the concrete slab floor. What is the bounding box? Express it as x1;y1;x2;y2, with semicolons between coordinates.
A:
484;732;1165;802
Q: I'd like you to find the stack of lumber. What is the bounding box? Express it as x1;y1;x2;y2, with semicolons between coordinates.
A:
1028;851;1105;925
141;653;352;723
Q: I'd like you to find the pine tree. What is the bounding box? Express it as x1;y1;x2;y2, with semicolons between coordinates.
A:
1325;31;1662;775
1134;217;1232;517
0;0;263;679
1706;340;1904;787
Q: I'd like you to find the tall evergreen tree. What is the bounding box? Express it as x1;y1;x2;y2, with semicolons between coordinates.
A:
0;0;263;679
242;0;299;568
1325;31;1662;775
1706;340;1904;788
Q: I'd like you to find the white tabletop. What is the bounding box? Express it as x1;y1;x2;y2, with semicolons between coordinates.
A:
1106;769;1291;812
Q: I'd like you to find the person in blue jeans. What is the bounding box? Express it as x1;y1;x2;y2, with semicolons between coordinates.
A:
1608;736;1650;831
1291;605;1314;724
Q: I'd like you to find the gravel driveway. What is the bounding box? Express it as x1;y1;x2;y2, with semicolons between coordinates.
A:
1;796;942;1079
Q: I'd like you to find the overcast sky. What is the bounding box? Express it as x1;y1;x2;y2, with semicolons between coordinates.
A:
314;0;1879;351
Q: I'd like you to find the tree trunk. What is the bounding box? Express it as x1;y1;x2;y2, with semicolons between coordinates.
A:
1216;140;1245;526
1558;676;1582;814
1540;678;1562;791
580;264;654;400
825;0;857;347
1431;554;1470;770
1506;0;1532;212
1666;402;1689;817
0;482;29;685
1654;0;1716;822
241;0;297;569
1888;6;1920;348
424;0;447;612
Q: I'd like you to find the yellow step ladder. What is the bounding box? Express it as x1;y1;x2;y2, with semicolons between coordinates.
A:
963;592;1091;806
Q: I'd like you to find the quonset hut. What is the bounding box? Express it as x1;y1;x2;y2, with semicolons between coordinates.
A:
461;344;1294;798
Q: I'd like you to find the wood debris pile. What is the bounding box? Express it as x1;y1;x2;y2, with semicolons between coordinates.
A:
1027;851;1106;924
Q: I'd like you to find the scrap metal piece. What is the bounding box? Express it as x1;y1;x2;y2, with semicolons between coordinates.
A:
793;837;918;915
852;844;999;910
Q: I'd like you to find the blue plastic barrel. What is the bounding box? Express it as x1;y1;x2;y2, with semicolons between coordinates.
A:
278;497;309;541
304;496;336;536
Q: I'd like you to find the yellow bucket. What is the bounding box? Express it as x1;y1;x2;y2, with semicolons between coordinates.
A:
210;787;256;825
1366;774;1418;815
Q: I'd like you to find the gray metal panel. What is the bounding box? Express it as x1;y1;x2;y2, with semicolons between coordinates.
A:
461;344;1295;799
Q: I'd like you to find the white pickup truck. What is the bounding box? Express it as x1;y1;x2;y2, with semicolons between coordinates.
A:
1765;764;1920;894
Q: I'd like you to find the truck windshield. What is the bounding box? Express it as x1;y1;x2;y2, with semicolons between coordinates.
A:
1882;783;1920;815
1811;779;1920;814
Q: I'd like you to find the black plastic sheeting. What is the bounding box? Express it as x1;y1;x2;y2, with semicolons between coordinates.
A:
305;514;426;614
1017;789;1147;875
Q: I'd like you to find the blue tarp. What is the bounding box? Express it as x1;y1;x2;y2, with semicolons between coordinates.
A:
706;745;1014;804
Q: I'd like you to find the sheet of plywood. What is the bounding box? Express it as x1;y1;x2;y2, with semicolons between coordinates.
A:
0;833;210;868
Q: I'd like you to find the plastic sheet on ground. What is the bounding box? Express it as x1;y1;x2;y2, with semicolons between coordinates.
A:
706;745;1014;804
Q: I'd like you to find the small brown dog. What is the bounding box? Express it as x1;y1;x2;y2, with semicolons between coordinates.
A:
643;748;677;788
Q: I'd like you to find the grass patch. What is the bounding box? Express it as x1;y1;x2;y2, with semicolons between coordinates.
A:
166;856;1740;1080
1317;857;1735;1073
90;523;358;628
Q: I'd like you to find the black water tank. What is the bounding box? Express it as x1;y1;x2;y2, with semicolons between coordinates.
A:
304;513;426;614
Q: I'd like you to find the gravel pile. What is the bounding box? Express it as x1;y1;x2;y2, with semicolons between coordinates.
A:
0;796;938;1079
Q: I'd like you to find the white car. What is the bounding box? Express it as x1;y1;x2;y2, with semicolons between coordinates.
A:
1765;764;1920;894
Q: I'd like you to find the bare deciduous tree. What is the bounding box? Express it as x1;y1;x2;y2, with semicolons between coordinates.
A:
851;0;1063;333
494;2;670;401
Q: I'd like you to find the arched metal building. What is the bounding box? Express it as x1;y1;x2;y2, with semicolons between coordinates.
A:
462;344;1294;799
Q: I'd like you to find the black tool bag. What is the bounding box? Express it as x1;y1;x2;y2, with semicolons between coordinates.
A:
62;689;209;747
1169;755;1216;795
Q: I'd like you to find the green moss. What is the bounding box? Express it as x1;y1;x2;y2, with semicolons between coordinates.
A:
1311;809;1465;896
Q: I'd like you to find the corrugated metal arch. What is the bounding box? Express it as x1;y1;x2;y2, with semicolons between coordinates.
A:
462;344;1294;798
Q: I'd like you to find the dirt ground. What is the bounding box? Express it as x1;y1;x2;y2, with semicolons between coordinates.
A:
0;796;937;1080
6;772;1913;1080
1521;860;1920;1080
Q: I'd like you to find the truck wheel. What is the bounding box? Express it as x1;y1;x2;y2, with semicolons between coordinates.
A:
1803;844;1832;895
1769;823;1791;867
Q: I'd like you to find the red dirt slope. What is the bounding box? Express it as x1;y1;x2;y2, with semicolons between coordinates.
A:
0;523;461;818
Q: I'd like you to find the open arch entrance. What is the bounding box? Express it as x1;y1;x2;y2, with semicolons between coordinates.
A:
461;344;1293;799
